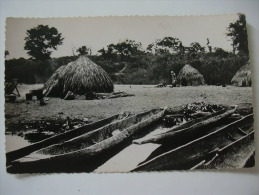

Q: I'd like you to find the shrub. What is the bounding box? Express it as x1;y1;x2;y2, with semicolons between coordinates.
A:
5;53;249;85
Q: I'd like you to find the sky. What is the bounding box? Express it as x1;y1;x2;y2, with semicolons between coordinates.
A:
5;14;238;59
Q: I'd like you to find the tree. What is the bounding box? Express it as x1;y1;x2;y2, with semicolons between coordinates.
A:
187;42;205;58
114;39;143;60
76;46;91;56
157;37;183;53
149;37;183;54
24;25;64;60
190;42;205;53
146;43;154;53
226;13;249;56
213;47;230;58
98;39;143;60
206;38;212;53
98;45;117;60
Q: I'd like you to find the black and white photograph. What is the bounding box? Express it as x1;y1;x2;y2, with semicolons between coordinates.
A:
4;14;255;173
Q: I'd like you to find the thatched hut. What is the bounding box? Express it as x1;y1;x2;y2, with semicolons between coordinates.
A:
231;63;252;87
44;55;114;97
177;64;205;86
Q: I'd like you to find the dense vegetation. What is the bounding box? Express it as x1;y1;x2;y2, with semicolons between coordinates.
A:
5;52;248;85
5;14;249;85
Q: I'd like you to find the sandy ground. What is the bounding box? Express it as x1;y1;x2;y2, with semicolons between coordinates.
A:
5;84;253;127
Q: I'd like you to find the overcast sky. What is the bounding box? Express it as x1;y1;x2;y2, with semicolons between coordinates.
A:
5;14;238;59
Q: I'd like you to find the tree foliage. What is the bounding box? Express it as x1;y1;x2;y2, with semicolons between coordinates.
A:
147;37;207;58
24;25;64;60
147;37;183;54
5;58;52;83
226;13;249;56
98;39;143;60
206;38;212;53
189;42;205;54
76;46;91;56
213;47;231;58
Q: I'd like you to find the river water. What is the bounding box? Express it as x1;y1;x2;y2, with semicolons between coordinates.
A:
5;135;31;152
94;127;171;172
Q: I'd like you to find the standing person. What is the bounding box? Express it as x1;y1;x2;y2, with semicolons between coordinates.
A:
171;71;176;87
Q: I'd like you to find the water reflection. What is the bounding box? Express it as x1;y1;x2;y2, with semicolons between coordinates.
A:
5;135;31;152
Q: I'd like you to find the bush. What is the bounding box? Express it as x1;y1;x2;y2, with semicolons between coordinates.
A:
5;53;249;85
5;58;36;84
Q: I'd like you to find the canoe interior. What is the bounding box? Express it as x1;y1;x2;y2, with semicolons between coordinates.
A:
203;132;255;169
34;109;161;156
135;106;238;145
6;111;133;163
9;109;162;165
190;131;255;170
132;113;254;172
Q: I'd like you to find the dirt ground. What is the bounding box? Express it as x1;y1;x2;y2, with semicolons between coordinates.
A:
5;84;253;127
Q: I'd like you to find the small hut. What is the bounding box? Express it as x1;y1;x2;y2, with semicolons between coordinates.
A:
231;63;252;87
44;55;114;97
177;64;205;86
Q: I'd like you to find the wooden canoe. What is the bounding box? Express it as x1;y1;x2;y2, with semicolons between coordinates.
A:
131;113;254;172
133;105;237;145
7;108;166;173
6;112;133;163
197;131;255;169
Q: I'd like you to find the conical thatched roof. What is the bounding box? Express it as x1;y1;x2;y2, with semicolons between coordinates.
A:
231;63;252;87
177;64;205;86
44;55;114;97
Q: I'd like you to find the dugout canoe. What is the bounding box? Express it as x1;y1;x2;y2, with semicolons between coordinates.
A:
6;112;133;163
132;113;254;172
133;105;237;145
7;108;166;173
194;131;255;170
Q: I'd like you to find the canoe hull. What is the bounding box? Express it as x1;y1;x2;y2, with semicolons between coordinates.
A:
7;109;166;173
6;113;127;163
132;114;254;172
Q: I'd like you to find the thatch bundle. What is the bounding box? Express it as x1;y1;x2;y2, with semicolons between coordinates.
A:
177;64;205;86
44;55;114;97
231;63;252;87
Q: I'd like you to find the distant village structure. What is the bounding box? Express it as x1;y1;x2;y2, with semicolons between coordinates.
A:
177;64;206;86
44;55;114;98
231;63;252;87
